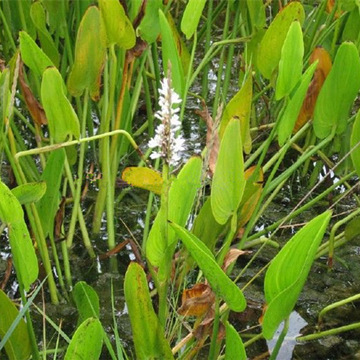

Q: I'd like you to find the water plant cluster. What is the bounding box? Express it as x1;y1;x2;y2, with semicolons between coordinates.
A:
1;0;360;359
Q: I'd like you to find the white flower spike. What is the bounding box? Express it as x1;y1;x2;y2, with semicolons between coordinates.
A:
148;72;185;166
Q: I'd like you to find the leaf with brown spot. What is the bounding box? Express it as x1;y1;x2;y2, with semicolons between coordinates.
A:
178;283;215;317
19;63;47;125
222;249;251;272
293;47;332;132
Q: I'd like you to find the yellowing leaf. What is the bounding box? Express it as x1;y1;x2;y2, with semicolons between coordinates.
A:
99;0;135;49
67;6;106;100
122;167;162;195
257;2;305;79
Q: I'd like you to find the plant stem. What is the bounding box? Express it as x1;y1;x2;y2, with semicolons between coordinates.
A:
269;317;289;360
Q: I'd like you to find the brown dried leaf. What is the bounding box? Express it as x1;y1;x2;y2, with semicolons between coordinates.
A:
195;100;220;176
294;47;332;132
222;249;251;272
54;196;66;240
19;62;47;125
178;283;215;317
98;239;130;260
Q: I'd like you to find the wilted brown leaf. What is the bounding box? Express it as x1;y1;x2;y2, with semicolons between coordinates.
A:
195;100;220;176
178;283;215;317
222;249;251;272
19;62;47;126
293;47;332;132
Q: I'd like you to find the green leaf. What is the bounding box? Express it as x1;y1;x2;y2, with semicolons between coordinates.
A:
99;0;135;49
42;67;80;143
313;42;360;139
0;181;38;291
342;7;360;42
36;149;65;238
192;197;225;253
351;109;360;179
262;210;331;339
19;30;54;77
275;21;304;100
136;0;163;44
122;167;162;195
225;321;247;360
0;69;11;128
159;9;185;96
146;157;202;267
73;282;100;326
64;318;103;360
219;75;253;154
0;290;31;360
170;222;246;312
124;262;174;360
181;0;206;40
30;1;60;67
11;182;46;205
277;61;317;146
67;6;107;100
257;2;305;79
344;216;360;242
211;119;245;225
246;0;266;33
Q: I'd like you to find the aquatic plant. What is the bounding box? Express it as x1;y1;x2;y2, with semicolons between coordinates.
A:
1;0;360;359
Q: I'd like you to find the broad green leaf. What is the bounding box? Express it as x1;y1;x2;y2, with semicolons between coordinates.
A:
146;156;202;267
344;216;360;242
0;181;38;291
313;42;360;139
99;0;135;49
11;182;46;205
159;9;185;96
192;197;225;253
42;0;65;36
122;167;162;195
30;1;60;67
170;222;246;312
342;7;360;42
262;210;331;339
73;281;100;326
36;149;65;238
167;13;191;76
211;119;245;225
275;21;304;100
137;0;163;44
124;262;174;360
225;321;247;360
246;0;266;32
219;75;252;154
181;0;206;40
67;6;107;100
257;2;305;79
64;318;103;360
0;290;31;360
277;62;317;146
350;109;360;178
42;67;80;143
19;31;54;77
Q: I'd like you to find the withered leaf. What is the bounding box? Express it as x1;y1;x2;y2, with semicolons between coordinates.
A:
294;47;332;132
178;283;215;317
222;249;251;272
195;100;219;176
19;62;47;125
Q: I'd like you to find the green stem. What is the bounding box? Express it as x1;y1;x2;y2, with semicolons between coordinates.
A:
318;293;360;324
269;317;289;360
66;90;93;255
208;297;220;360
297;322;360;342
